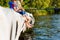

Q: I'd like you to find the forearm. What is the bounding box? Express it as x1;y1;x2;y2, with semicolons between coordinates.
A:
14;5;25;12
18;5;25;11
14;7;20;12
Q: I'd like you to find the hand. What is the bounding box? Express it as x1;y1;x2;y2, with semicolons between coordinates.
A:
25;21;33;28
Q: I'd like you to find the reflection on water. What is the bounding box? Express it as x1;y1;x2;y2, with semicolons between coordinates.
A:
33;14;60;40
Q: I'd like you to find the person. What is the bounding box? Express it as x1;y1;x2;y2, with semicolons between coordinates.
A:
9;0;25;15
9;0;33;28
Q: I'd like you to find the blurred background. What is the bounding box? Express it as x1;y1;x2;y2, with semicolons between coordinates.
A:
0;0;60;40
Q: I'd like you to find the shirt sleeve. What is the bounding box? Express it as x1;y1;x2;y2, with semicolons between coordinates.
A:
9;1;14;8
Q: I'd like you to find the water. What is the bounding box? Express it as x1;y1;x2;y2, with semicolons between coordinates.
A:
32;14;60;40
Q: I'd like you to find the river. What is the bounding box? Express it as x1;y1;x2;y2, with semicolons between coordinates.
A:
32;14;60;40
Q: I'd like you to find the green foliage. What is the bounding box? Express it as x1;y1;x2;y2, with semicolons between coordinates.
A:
0;0;10;7
23;0;51;15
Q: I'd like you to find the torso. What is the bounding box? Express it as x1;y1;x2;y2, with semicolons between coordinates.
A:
14;1;21;9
